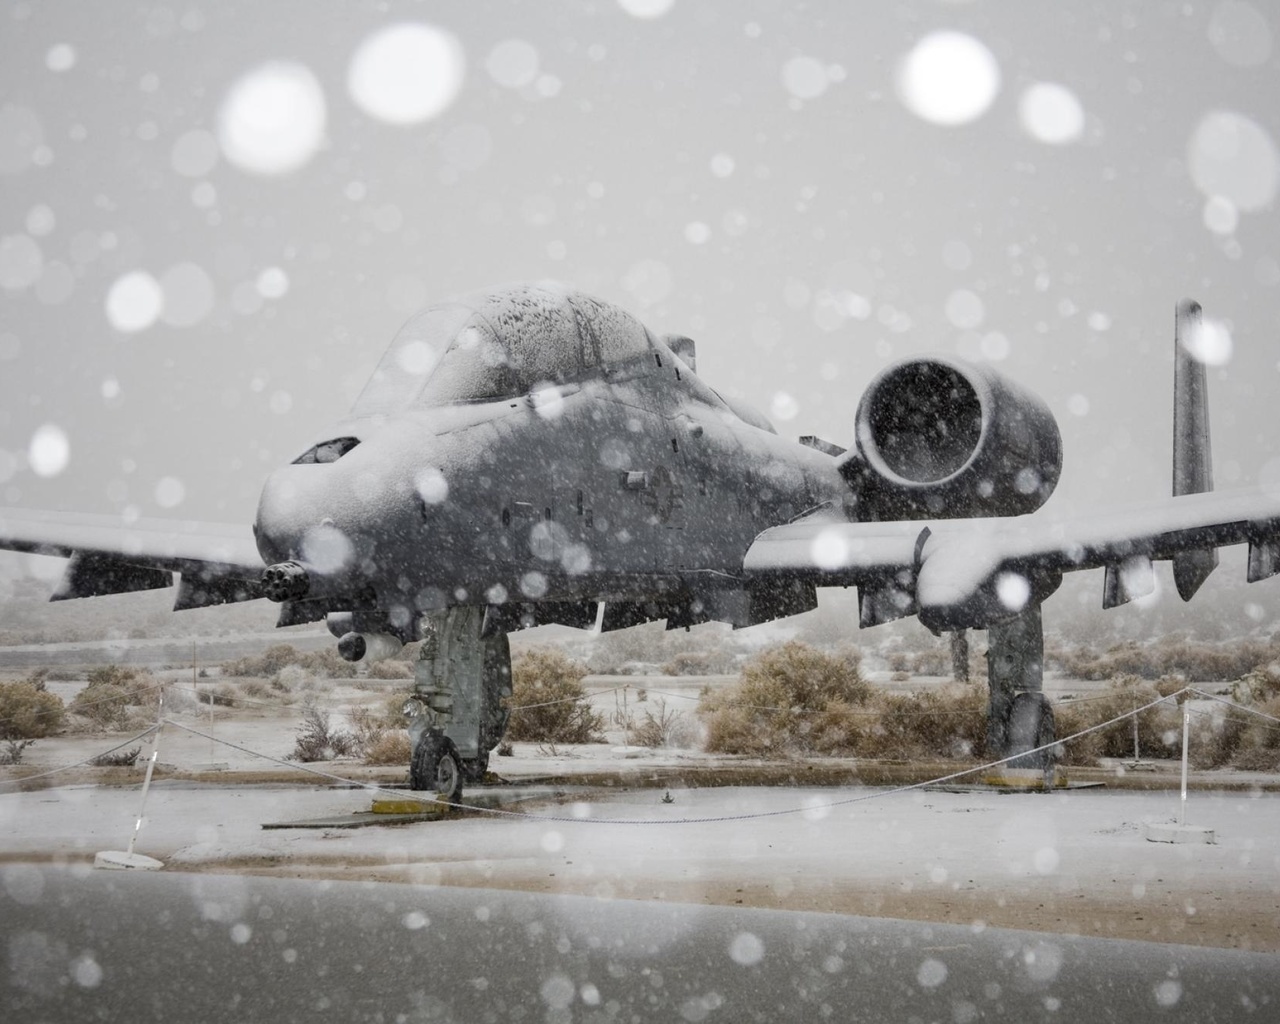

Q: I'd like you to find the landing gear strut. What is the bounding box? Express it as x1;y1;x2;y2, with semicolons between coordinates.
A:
986;603;1058;785
403;606;512;804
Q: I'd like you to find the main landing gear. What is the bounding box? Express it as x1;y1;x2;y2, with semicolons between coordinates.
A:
402;606;511;805
985;603;1058;787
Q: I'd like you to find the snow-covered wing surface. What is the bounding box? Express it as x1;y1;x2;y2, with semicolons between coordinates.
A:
744;489;1280;628
0;507;265;604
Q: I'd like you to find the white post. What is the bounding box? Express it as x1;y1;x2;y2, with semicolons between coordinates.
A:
127;687;165;857
1131;683;1140;763
1179;702;1190;825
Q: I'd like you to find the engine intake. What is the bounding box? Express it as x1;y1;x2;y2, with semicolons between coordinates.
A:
840;357;1062;520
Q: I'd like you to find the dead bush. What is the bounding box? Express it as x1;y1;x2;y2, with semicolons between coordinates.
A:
224;644;348;679
699;642;871;756
506;649;604;744
347;704;407;757
290;700;356;762
0;739;35;765
236;679;273;700
90;746;141;767
69;671;160;731
1154;675;1189;701
364;660;413;681
861;688;988;761
1052;638;1280;683
193;685;235;708
1233;668;1280;705
659;650;734;676
631;699;698;748
1191;713;1248;769
365;730;413;765
1053;676;1181;766
0;681;66;739
44;669;78;682
1231;747;1280;771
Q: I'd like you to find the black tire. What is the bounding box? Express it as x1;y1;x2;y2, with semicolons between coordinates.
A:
1007;692;1056;769
409;732;464;804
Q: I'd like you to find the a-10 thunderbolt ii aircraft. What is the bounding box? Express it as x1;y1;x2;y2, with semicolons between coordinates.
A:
3;284;1279;801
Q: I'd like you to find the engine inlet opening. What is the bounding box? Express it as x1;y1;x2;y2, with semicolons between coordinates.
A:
865;363;982;482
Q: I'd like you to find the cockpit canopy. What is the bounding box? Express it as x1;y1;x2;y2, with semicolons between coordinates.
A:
352;284;657;415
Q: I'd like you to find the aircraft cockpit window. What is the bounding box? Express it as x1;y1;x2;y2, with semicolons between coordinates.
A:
292;436;361;464
353;289;660;414
417;319;519;405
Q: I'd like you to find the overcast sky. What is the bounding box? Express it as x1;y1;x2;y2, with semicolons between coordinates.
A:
2;0;1278;571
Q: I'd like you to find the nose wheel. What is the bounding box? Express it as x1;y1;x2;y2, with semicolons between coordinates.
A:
409;730;464;805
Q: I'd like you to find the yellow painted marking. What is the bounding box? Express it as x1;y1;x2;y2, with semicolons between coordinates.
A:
371;799;438;815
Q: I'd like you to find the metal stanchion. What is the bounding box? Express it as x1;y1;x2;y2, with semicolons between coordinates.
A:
94;687;166;870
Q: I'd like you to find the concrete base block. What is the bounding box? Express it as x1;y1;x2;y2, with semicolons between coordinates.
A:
94;850;164;870
1144;822;1216;844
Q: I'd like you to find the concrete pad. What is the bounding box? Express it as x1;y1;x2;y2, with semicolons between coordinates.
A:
1145;821;1216;844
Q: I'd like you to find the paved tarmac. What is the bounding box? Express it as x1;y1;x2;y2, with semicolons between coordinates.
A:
2;865;1276;1022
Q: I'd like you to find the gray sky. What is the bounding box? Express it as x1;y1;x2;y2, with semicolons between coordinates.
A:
2;0;1278;562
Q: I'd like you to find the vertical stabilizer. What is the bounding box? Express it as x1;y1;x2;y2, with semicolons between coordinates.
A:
1172;298;1218;600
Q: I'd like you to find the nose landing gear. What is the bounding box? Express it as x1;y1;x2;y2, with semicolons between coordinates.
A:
404;606;512;804
409;731;464;804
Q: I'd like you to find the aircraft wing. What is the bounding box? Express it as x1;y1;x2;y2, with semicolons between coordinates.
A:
0;506;266;607
743;489;1280;631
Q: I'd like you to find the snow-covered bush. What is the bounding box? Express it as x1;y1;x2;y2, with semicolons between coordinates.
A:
506;649;604;744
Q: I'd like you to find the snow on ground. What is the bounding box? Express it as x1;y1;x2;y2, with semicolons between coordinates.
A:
3;771;1278;951
3;670;1279;952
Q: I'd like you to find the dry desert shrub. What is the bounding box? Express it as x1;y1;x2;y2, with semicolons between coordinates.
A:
1205;694;1280;770
363;660;414;681
699;641;872;756
506;649;604;744
1052;637;1280;683
69;668;162;730
630;698;698;748
660;649;735;676
1231;746;1280;771
90;745;141;767
365;730;413;765
223;644;348;679
1232;668;1280;704
236;678;273;700
1190;712;1249;769
290;700;356;762
860;687;988;761
0;680;65;740
1053;676;1181;765
1;739;36;765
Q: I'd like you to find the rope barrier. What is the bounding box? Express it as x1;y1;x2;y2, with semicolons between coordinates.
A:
0;725;161;787
8;682;1280;819
1187;687;1280;726
159;690;1186;826
0;679;166;729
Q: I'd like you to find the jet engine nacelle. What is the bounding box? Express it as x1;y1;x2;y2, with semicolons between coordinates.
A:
839;357;1062;521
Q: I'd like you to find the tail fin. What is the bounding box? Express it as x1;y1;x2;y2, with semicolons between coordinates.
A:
1171;298;1218;600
